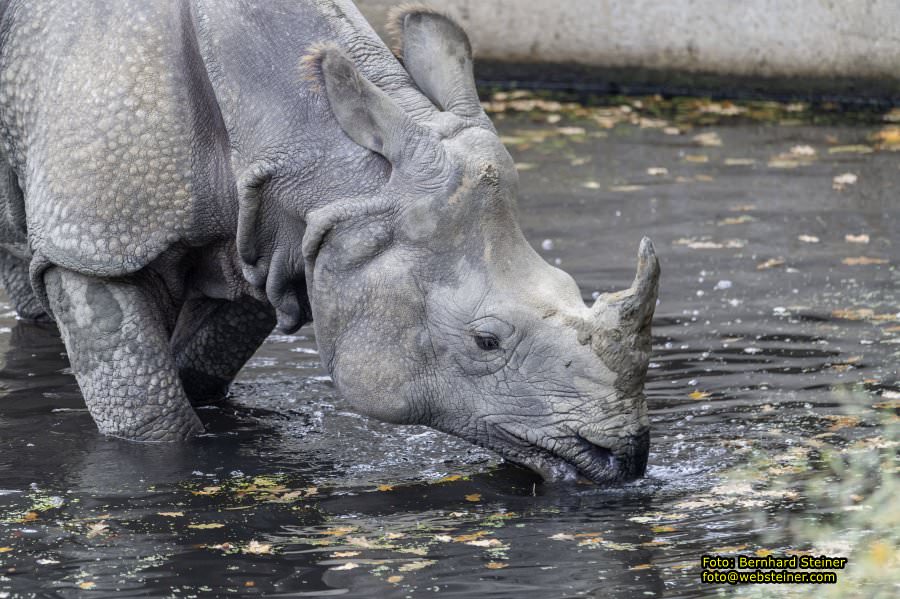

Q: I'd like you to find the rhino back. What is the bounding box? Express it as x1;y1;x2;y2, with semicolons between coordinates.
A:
0;0;229;277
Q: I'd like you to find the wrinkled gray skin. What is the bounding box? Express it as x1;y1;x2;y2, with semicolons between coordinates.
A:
0;0;659;483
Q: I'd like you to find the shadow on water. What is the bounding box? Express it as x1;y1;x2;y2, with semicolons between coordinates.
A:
0;95;898;597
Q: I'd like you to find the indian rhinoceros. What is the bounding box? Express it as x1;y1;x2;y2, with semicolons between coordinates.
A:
0;0;659;483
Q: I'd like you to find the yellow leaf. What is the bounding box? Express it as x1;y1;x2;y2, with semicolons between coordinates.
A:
332;562;359;571
321;526;355;537
485;561;508;569
157;512;184;518
717;215;755;225
689;391;710;400
630;563;653;570
757;258;785;270
842;256;888;266
22;511;39;522
434;475;463;484
376;484;394;492
0;547;12;553
755;549;773;557
387;575;404;584
465;494;482;502
78;581;97;590
650;525;676;533
453;531;488;543
192;486;221;496
398;560;436;572
331;551;359;558
188;522;225;529
867;540;893;567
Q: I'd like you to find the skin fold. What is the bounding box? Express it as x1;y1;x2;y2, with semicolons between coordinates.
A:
0;1;659;483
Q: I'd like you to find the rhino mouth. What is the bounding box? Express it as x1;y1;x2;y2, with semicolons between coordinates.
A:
487;425;627;485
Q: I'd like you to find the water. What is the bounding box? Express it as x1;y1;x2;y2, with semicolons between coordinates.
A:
0;95;897;597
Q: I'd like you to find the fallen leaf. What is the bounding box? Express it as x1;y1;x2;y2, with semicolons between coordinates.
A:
434;475;463;484
77;581;97;590
21;511;39;522
332;551;360;558
557;126;586;136
243;540;273;555
718;215;755;225
646;167;668;176
332;562;359;571
630;563;653;570
485;561;508;569
192;486;222;496
693;132;722;147
157;512;184;518
842;256;887;265
376;484;394;492
188;523;225;529
385;532;405;540
0;547;12;553
465;494;482;502
833;173;858;190
467;538;504;548
790;145;816;156
756;549;773;557
824;415;861;431
757;258;785;270
650;525;676;533
724;158;756;166
828;145;873;154
689;391;711;400
549;533;575;541
845;233;870;244
798;234;820;243
86;521;109;538
453;531;489;543
321;526;355;537
433;534;453;543
387;575;404;584
398;560;436;572
582;181;601;190
674;237;746;250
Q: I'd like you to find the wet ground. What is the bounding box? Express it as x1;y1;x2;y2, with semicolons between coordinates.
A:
0;94;898;598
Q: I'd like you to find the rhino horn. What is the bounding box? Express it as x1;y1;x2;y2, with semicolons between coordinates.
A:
584;238;659;375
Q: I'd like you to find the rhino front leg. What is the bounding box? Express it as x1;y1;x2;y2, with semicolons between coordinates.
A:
172;297;276;405
44;266;203;441
0;249;49;321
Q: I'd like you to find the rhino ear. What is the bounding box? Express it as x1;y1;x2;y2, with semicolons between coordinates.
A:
390;7;491;128
236;163;311;333
309;44;446;179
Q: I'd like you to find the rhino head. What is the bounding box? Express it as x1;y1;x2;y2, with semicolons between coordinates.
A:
299;10;659;483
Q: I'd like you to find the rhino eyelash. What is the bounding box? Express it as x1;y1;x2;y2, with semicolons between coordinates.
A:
473;333;501;351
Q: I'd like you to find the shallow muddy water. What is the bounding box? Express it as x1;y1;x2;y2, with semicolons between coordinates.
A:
0;95;897;598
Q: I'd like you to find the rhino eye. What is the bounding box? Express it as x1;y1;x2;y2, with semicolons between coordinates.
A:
474;333;501;351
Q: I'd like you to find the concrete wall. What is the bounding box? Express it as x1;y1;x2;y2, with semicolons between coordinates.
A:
356;1;900;96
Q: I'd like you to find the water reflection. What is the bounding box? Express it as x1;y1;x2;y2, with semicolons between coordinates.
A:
1;96;897;597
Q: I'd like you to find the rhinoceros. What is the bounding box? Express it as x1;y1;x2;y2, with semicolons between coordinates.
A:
0;0;659;483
